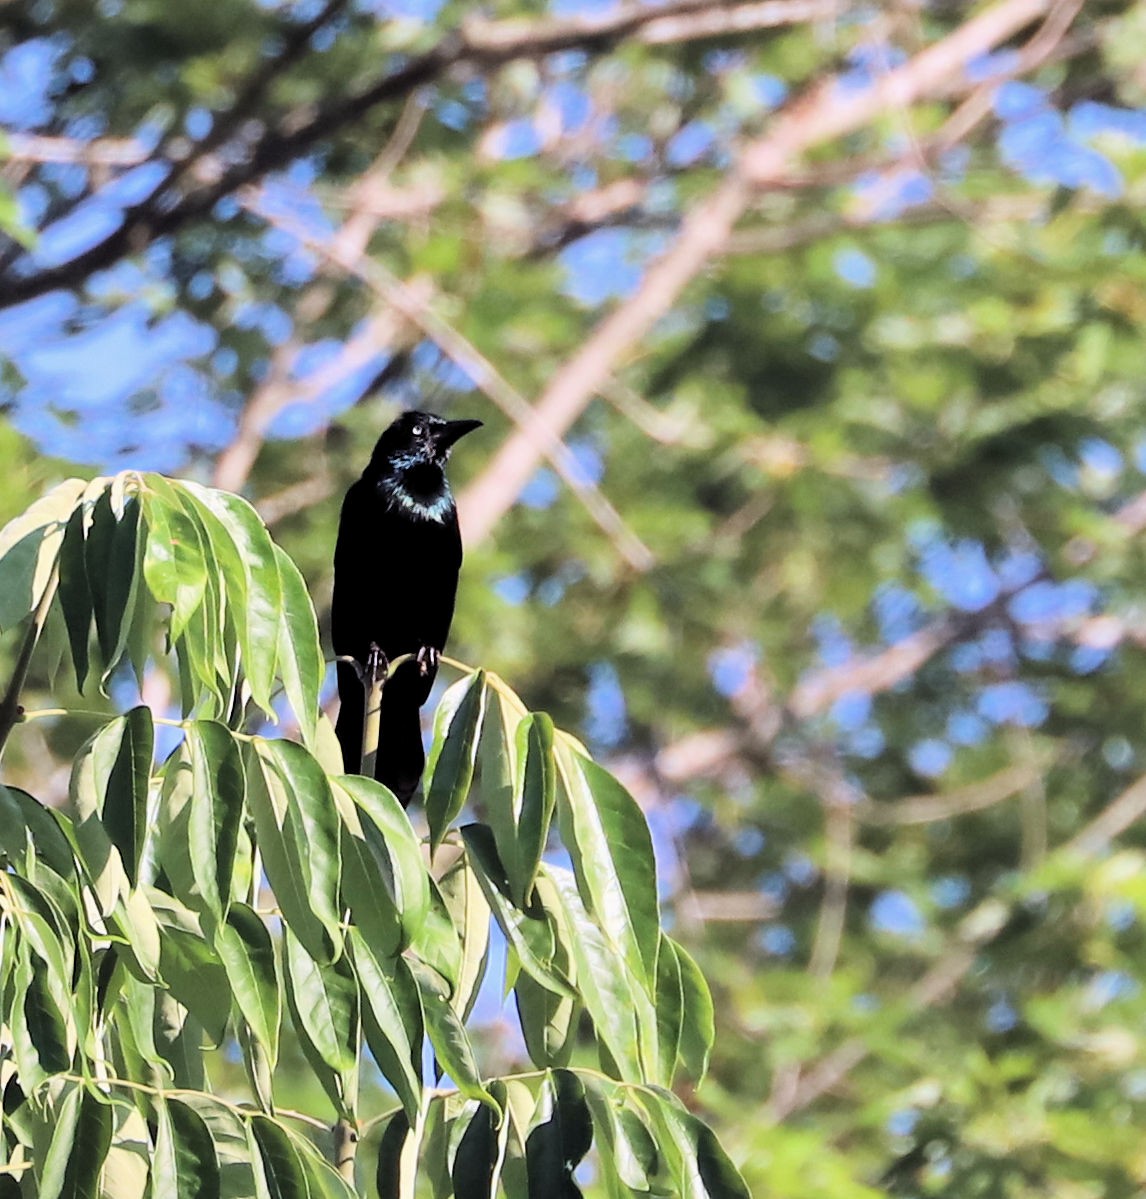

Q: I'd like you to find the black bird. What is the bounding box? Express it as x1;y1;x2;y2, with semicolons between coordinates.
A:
332;410;482;805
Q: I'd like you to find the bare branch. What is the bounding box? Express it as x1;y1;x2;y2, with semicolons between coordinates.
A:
458;0;1059;543
245;191;655;571
0;0;827;309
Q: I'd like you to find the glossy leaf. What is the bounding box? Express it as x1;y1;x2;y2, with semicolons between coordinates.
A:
407;876;463;998
140;477;209;643
152;1096;221;1199
512;713;556;909
245;738;342;961
283;927;359;1117
212;902;280;1064
0;476;85;631
350;929;423;1122
672;937;715;1085
0;784;75;879
425;669;486;854
583;1078;659;1194
409;958;497;1111
655;932;684;1088
273;543;323;744
249;1116;308;1199
438;855;491;1023
185;721;245;922
56;503;93;691
38;1084;113;1199
375;1111;412;1199
525;1070;593;1199
634;1088;751;1199
461;823;573;999
539;866;647;1081
333;773;430;958
554;741;659;991
183;482;282;716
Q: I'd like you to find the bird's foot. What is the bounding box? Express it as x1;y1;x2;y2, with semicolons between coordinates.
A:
366;643;390;686
416;645;440;677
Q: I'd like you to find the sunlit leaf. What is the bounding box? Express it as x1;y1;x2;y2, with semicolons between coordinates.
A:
409;958;497;1111
152;1096;221;1199
245;738;342;961
461;823;573;999
185;720;245;922
212;902;280;1065
554;742;659;992
350;929;423;1122
0;476;86;632
283;927;358;1118
524;1070;593;1199
425;670;486;854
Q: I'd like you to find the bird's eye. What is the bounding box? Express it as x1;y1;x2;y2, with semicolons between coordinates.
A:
411;424;423;436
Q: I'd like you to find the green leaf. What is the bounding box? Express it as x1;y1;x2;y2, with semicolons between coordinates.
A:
87;490;145;685
57;503;93;691
182;483;282;716
478;684;519;897
140;477;208;643
409;958;497;1111
249;1116;309;1199
152;1096;221;1199
102;706;154;887
525;1070;593;1199
4;874;76;1034
273;543;323;745
68;708;152;896
37;1084;113;1199
438;856;491;1023
672;938;714;1085
539;866;647;1082
283;927;359;1118
513;713;556;909
0;476;85;632
149;892;232;1048
349;929;423;1122
332;774;428;959
451;1101;498;1199
246;738;342;961
554;741;659;987
633;1088;750;1199
426;670;486;854
583;1078;659;1194
0;784;75;879
407;876;463;997
514;960;578;1071
186;721;245;922
14;939;73;1078
375;1111;411;1199
212;902;280;1065
100;1100;150;1199
655;933;684;1088
461;823;573;999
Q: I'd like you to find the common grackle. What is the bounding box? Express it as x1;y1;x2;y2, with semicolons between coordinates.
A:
332;410;482;805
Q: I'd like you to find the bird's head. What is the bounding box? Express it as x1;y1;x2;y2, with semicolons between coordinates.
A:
370;410;482;469
367;410;483;518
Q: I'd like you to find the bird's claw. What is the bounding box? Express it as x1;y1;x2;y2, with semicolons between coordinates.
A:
366;643;389;686
416;645;440;677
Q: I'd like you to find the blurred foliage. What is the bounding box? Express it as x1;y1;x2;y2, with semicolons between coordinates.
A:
5;0;1146;1194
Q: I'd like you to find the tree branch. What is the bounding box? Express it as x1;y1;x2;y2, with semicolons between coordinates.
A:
0;0;823;310
457;0;1058;543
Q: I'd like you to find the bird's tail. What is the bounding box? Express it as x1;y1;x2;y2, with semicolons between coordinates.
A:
335;660;425;807
376;673;426;807
335;660;364;777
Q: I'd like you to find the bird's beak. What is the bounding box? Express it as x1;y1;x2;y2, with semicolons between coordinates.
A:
435;418;483;453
